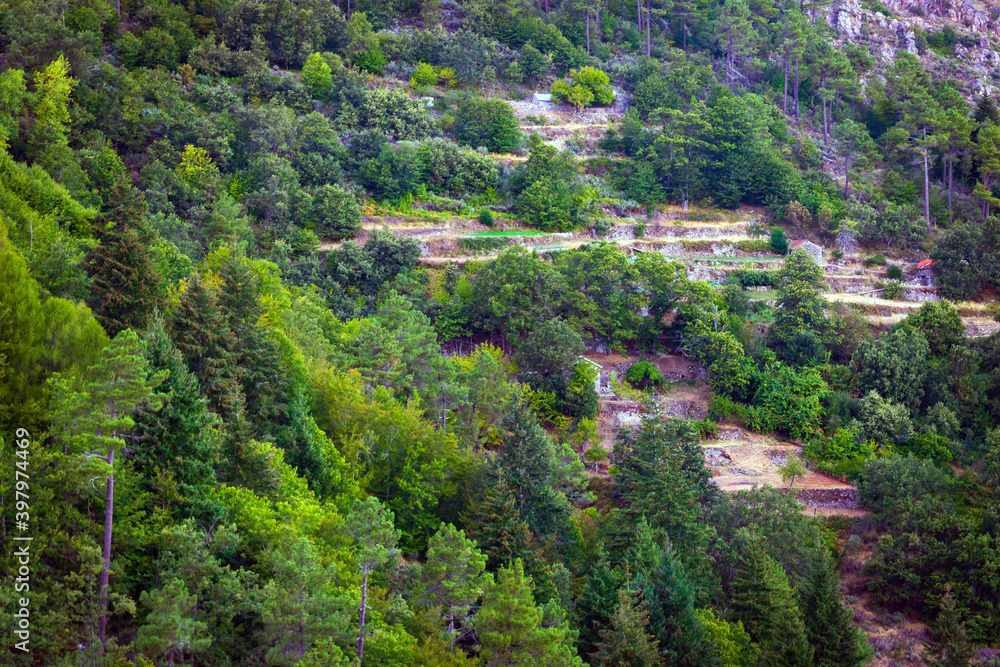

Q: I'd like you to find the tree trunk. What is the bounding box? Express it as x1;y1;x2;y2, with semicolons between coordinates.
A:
844;156;850;199
948;156;953;217
586;11;590;55
682;18;687;51
116;0;120;16
923;126;931;232
98;447;115;655
646;0;651;57
822;100;829;144
835;88;839;123
637;0;642;31
783;56;788;115
357;572;369;662
794;59;800;122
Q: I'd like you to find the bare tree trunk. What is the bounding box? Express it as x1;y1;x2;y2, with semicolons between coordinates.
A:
835;88;839;123
795;58;800;122
357;572;368;662
98;447;115;655
923;126;931;232
822;100;828;144
783;56;788;115
682;18;687;51
948;156;954;217
844;156;850;199
646;0;651;57
586;11;590;55
637;0;642;31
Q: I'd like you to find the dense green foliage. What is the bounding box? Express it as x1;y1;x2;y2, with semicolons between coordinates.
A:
4;0;1000;663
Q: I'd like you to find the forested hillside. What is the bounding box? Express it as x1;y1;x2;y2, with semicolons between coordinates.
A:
2;0;1000;664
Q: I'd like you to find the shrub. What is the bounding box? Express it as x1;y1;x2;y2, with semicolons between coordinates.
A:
735;239;771;253
864;252;887;266
886;264;903;279
409;62;438;87
456;98;521;153
625;361;664;386
882;280;905;299
770;228;789;255
478;209;494;227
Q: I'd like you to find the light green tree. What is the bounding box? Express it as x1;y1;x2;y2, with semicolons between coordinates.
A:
302;52;333;98
778;455;807;488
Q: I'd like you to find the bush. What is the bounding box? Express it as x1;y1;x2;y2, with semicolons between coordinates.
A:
882;280;905;299
770;228;789;255
456;98;521;154
735;239;771;253
311;184;361;240
409;62;438;87
625;360;664;387
478;209;494;227
886;264;903;279
864;252;887;266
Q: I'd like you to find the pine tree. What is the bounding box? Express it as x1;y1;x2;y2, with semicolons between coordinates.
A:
131;316;218;504
594;587;663;666
48;328;167;654
136;578;212;667
417;523;489;642
495;400;570;539
636;540;715;667
258;537;351;665
728;530;813;667
343;497;400;664
974;93;999;125
169;271;238;418
86;178;164;337
475;559;583;667
799;556;871;667
575;555;623;659
461;471;540;572
925;589;975;667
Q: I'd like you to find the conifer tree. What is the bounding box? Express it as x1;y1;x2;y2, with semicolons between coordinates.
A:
594;587;663;666
169;272;238;418
131;316;218;504
728;530;813;667
925;589;975;667
343;497;400;664
48;328;167;654
136;578;212;667
635;539;715;667
417;523;489;642
495;400;569;539
575;555;623;659
798;556;871;667
461;471;540;572
475;559;583;667
258;537;351;665
86;179;164;337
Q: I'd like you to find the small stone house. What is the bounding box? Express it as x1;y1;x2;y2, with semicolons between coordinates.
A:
915;259;937;286
530;92;553;108
789;240;823;265
576;356;603;394
419;96;434;108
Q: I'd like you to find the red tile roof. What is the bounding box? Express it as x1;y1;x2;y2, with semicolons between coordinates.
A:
790;240;806;249
915;259;937;269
